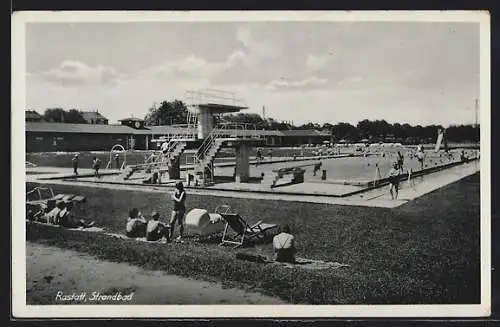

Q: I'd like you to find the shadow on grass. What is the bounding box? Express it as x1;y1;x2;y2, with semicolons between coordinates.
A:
26;173;481;304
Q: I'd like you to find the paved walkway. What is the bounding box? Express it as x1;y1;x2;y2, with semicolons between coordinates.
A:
26;242;285;305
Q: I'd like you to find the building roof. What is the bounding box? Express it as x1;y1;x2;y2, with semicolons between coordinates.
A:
26;122;135;134
81;111;108;122
119;117;144;122
280;129;331;137
223;129;281;137
247;129;283;136
25;111;42;119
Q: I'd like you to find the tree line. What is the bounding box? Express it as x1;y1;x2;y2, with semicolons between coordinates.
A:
32;100;480;143
143;100;478;143
30;108;88;124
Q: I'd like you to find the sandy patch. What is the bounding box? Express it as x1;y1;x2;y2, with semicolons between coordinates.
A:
26;242;286;305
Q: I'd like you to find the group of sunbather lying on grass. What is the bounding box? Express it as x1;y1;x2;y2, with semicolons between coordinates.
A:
27;181;298;263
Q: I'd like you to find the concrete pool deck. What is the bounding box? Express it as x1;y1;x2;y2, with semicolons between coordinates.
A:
25;160;479;209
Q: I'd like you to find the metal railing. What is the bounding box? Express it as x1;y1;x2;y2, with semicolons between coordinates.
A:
162;139;186;166
191;123;250;185
184;89;247;108
151;128;197;144
124;134;188;177
215;120;265;140
195;123;245;163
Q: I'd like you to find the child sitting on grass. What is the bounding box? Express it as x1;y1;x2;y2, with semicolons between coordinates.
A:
125;208;147;238
146;211;169;242
273;224;297;264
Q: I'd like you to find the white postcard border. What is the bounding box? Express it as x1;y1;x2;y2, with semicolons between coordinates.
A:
11;10;491;318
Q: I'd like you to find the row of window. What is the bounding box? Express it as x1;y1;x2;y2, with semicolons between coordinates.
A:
34;137;123;141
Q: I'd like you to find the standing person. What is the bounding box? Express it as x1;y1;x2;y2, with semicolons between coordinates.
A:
397;151;404;174
92;156;101;179
388;162;400;200
72;153;79;175
114;153;120;170
313;162;322;176
161;141;169;154
169;181;186;242
267;148;273;161
460;150;469;163
407;167;416;190
256;148;262;166
416;147;425;170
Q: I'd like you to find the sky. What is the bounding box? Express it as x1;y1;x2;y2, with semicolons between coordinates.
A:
25;21;480;127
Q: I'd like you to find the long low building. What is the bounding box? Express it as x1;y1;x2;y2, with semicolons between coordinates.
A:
25;121;331;152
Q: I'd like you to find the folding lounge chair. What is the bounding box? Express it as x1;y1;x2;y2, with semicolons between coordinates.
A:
215;205;278;248
26;187;55;205
26;187;86;206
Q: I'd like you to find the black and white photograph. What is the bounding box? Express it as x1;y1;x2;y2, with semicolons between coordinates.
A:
12;11;491;318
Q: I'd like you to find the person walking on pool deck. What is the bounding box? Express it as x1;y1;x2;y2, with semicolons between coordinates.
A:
273;224;297;264
416;146;425;170
256;148;262;166
92;156;101;179
388;162;401;200
114;153;120;170
146;211;169;242
397;151;404;174
125;208;147;238
169;181;186;242
72;153;79;175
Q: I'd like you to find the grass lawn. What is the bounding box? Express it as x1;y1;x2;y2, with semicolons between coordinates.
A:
25;173;480;304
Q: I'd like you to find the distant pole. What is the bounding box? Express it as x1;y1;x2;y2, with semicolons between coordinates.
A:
474;98;479;128
262;106;266;119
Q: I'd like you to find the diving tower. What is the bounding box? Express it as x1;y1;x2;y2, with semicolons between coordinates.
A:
122;89;263;185
185;89;264;186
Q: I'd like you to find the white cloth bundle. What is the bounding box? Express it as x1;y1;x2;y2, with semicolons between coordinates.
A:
184;209;225;236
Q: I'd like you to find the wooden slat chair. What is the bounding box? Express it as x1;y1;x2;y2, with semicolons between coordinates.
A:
26;187;55;206
26;187;86;206
215;205;278;248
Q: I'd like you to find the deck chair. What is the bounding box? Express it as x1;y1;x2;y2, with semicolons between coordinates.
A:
215;205;278;248
27;187;86;206
26;187;55;205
